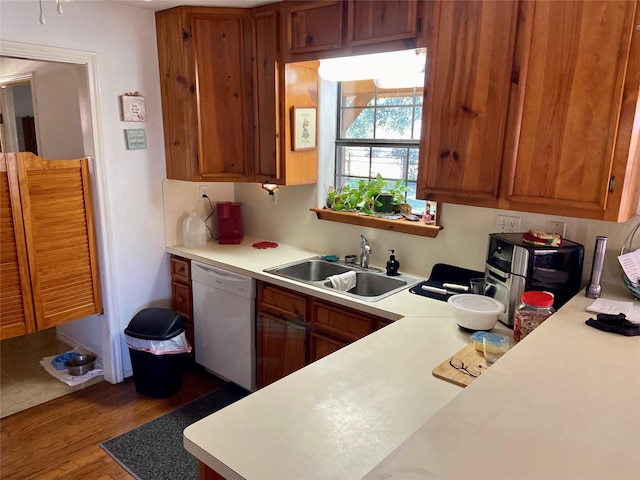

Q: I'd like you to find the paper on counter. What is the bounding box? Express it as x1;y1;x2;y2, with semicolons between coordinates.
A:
587;298;640;324
618;249;640;285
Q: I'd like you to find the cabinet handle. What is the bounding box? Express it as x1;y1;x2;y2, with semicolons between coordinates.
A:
608;176;616;193
417;17;423;33
453;151;460;161
511;67;520;85
439;150;450;158
305;35;313;45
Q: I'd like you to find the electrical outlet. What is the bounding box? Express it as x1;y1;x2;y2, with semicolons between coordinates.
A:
496;215;521;233
198;185;208;199
547;221;567;237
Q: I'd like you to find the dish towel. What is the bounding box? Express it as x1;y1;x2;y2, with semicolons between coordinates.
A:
328;271;357;292
585;313;640;337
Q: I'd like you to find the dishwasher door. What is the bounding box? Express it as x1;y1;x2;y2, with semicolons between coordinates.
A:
191;261;256;391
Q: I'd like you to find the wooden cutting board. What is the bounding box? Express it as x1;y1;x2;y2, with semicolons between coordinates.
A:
432;343;488;387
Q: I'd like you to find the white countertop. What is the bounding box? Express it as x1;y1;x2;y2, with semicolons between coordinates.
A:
365;284;640;480
170;238;640;479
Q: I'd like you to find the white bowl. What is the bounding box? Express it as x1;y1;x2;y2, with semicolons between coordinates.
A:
447;294;505;331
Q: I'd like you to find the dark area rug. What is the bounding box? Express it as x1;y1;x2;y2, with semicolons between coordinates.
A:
100;382;249;480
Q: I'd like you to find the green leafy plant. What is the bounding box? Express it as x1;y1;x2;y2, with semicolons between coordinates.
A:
327;174;408;215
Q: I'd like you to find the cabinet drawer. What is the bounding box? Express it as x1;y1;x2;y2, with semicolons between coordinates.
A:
312;300;374;342
171;281;193;320
170;256;191;283
258;281;308;322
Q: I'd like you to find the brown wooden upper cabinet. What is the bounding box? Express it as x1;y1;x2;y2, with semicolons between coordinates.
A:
418;0;640;222
252;5;319;186
283;0;426;62
156;7;255;182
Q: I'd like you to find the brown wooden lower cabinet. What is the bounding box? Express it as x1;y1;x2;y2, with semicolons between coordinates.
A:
170;255;195;357
257;311;308;388
256;280;392;388
200;462;224;480
310;330;346;361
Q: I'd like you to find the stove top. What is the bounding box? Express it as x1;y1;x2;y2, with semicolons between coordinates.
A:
409;263;484;302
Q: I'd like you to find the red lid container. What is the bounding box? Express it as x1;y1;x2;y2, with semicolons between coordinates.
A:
520;291;554;308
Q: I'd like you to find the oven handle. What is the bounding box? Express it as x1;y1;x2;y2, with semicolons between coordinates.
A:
485;263;510;282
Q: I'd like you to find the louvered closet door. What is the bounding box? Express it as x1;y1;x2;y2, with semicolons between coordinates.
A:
0;153;36;339
16;152;103;331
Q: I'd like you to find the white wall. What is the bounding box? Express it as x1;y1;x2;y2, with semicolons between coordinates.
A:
32;62;85;159
233;182;640;287
0;0;169;379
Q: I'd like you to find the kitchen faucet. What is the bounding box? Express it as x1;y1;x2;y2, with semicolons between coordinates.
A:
359;234;371;268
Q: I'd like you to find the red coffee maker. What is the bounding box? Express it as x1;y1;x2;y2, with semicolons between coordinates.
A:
216;202;243;244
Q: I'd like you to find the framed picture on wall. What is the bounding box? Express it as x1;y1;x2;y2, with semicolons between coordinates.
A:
291;106;317;151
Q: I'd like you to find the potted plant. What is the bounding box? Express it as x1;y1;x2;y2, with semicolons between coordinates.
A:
327;175;408;214
326;183;363;211
361;174;408;215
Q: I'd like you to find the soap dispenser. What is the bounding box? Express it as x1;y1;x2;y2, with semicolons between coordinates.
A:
386;249;400;276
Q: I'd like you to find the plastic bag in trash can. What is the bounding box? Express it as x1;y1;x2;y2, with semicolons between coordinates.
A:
125;332;192;355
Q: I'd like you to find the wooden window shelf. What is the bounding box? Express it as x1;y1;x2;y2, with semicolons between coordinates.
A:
310;208;442;238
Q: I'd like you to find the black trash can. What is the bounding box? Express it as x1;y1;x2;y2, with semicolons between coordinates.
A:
124;308;191;398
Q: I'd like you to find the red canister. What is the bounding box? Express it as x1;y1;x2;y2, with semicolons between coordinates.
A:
513;291;555;342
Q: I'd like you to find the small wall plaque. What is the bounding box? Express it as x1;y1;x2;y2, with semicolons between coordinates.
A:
120;92;146;122
124;128;147;150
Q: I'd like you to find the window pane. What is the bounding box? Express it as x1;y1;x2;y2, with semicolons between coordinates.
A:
375;106;415;139
342;108;372;139
371;147;407;182
336;146;372;178
408;148;419;181
412;106;422;140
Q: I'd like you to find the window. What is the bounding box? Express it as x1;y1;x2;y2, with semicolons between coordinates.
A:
335;80;426;214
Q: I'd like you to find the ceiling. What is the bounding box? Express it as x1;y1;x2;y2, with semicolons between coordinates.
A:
107;0;279;11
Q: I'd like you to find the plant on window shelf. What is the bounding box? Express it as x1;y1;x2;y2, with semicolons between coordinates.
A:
327;174;408;215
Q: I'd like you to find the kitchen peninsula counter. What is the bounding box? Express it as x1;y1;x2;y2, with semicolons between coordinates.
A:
168;238;640;479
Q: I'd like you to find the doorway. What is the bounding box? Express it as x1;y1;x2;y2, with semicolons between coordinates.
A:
0;41;120;392
0;74;38;154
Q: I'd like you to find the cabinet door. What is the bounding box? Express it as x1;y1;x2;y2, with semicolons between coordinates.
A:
503;0;640;221
312;300;374;342
253;7;282;182
0;154;36;339
310;331;347;362
156;7;255;182
192;10;255;181
257;312;308;388
285;1;344;56
417;0;518;205
347;0;418;46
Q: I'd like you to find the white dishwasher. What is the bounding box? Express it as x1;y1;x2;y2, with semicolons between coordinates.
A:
191;261;256;391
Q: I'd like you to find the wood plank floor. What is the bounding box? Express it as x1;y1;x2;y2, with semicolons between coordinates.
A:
0;363;225;480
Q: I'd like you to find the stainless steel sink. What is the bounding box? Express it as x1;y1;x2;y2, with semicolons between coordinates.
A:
323;271;407;297
267;258;352;282
264;257;422;302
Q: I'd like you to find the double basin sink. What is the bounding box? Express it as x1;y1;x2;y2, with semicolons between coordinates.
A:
264;257;422;302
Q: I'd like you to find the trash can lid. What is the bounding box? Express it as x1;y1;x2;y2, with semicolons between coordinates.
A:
125;308;185;340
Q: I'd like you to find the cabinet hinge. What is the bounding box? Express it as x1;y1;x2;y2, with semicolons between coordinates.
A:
608;176;616;193
417;16;423;33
